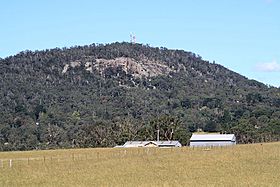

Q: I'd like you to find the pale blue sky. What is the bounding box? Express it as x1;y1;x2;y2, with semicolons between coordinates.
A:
0;0;279;87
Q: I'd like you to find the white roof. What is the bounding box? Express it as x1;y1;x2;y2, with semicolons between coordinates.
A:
123;141;181;147
157;141;181;146
190;134;235;141
114;145;124;148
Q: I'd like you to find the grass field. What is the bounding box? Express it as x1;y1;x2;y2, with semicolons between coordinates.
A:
0;142;279;187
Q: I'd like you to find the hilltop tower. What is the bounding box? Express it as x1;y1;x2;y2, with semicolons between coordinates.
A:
130;33;136;44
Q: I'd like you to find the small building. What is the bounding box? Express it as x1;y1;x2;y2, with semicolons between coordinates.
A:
189;134;236;147
120;141;182;148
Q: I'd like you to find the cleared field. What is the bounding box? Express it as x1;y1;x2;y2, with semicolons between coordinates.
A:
0;142;279;187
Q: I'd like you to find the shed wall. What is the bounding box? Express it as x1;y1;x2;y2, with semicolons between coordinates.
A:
190;141;236;147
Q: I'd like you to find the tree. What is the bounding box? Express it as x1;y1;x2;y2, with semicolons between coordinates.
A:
137;115;190;145
231;119;258;144
204;120;219;132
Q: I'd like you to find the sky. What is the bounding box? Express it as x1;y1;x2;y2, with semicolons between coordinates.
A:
0;0;279;87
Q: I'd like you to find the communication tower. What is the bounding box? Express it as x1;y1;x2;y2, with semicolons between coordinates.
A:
130;32;136;44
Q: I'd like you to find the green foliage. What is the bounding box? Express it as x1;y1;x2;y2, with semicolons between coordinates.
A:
204;121;220;132
0;42;279;151
231;119;258;144
135;115;191;145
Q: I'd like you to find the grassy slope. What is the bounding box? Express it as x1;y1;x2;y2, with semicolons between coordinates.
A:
0;142;279;187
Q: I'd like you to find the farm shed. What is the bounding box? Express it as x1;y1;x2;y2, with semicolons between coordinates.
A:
121;141;182;148
189;134;236;147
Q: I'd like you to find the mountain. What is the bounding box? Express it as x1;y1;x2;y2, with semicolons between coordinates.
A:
0;42;279;151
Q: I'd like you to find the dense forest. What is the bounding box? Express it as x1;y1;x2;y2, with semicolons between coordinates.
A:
0;42;279;151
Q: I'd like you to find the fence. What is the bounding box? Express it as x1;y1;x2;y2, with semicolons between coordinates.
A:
0;145;237;169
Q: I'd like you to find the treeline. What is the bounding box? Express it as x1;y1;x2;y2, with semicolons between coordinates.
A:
0;115;191;151
0;42;279;151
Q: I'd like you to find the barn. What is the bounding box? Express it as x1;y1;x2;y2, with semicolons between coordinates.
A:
121;141;182;148
189;134;236;147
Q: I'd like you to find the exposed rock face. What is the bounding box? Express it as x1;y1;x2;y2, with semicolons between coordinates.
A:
62;57;175;78
84;62;93;73
62;61;82;73
94;57;174;78
70;61;81;68
62;64;69;74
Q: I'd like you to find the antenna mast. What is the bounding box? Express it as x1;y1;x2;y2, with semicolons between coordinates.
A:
130;32;136;44
130;33;133;43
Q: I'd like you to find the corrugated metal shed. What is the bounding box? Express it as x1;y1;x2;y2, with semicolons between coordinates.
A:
157;141;182;148
122;141;182;148
189;134;236;147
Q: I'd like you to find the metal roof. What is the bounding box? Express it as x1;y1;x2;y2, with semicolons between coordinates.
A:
190;134;235;141
123;141;181;147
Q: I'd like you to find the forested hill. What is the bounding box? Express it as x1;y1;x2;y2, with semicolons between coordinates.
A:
0;42;280;151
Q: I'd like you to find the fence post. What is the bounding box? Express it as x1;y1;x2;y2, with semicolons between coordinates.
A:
28;158;30;165
9;159;12;168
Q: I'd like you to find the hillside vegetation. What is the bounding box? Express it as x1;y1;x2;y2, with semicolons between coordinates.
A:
0;142;279;186
0;42;280;150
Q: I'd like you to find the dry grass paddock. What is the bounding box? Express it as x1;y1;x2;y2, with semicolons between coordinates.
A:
0;142;279;187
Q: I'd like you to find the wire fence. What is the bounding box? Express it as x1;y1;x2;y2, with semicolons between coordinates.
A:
0;145;238;169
